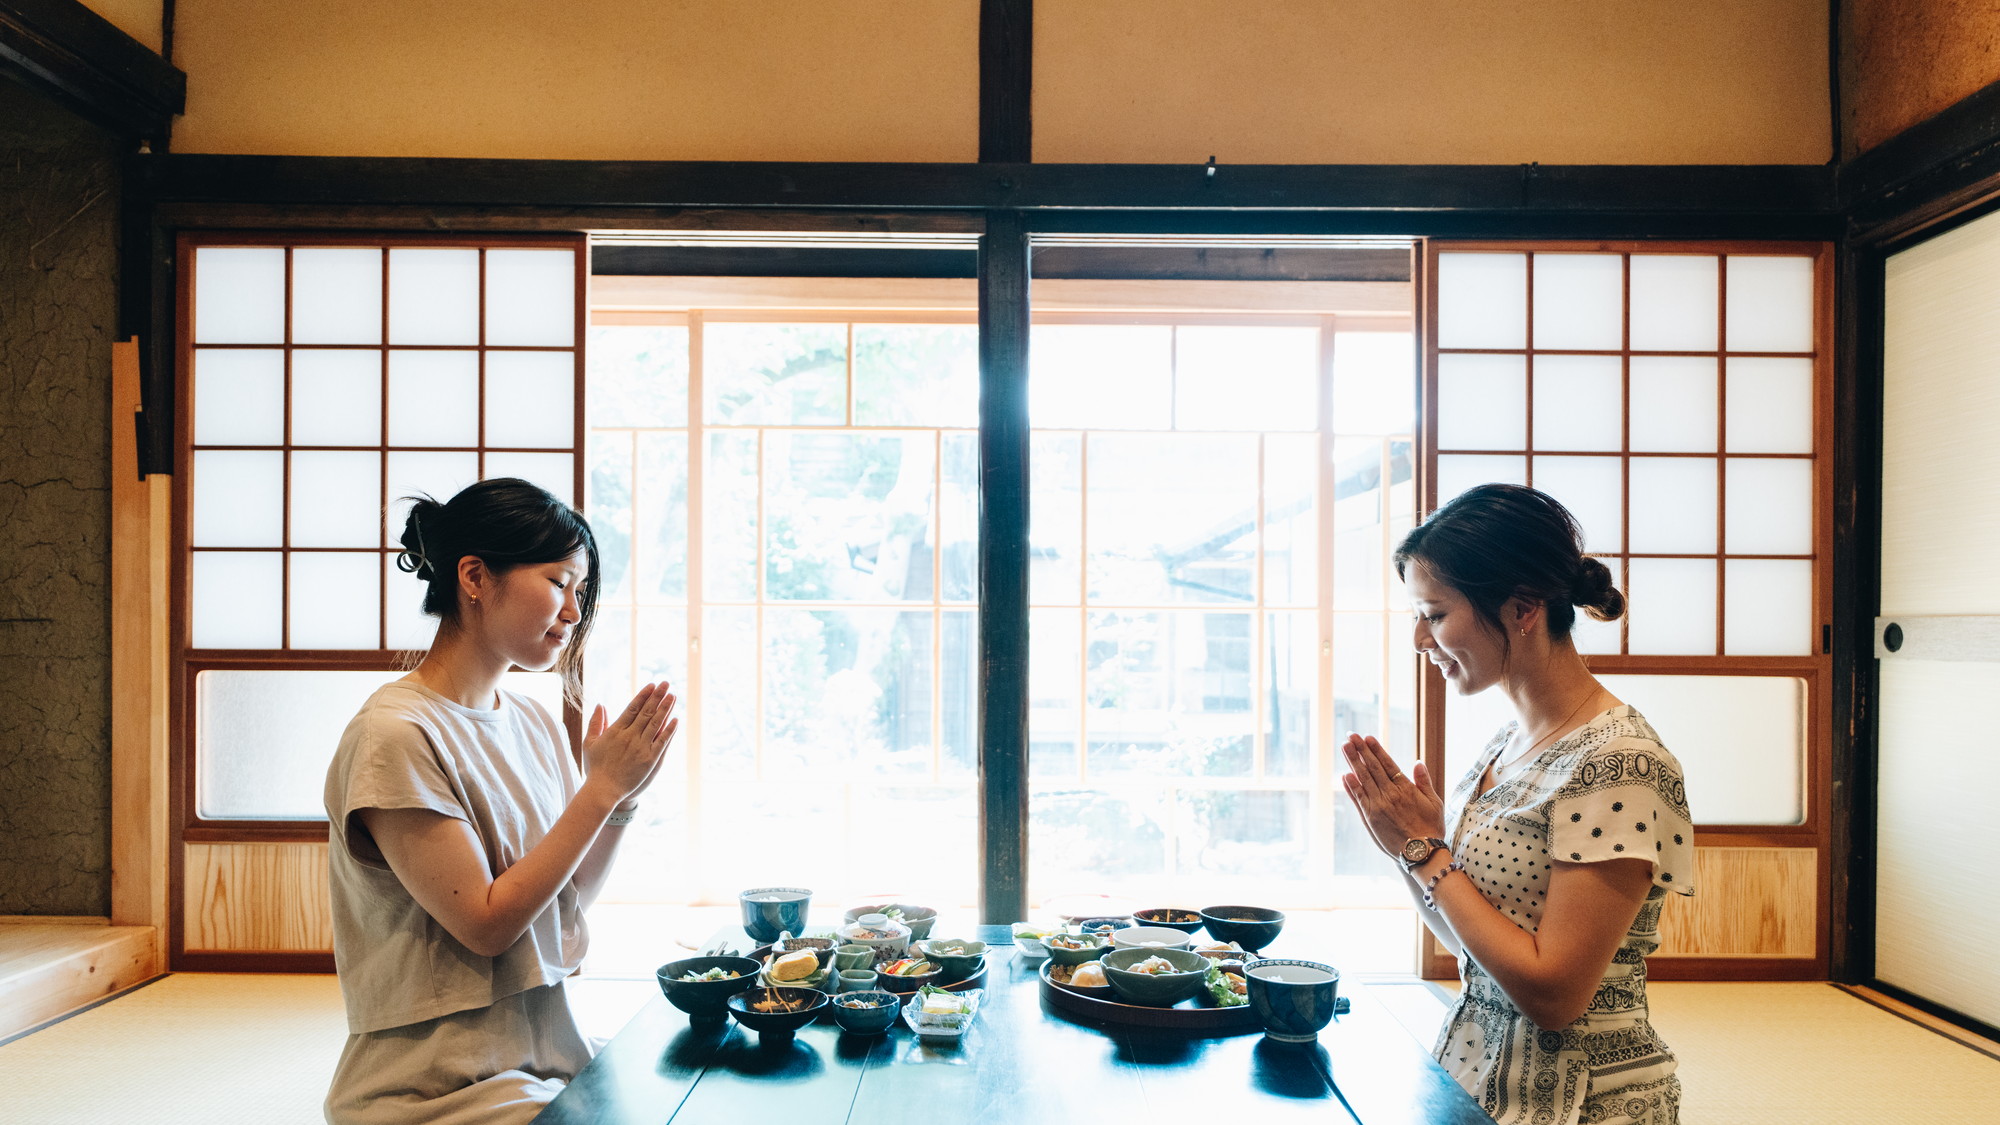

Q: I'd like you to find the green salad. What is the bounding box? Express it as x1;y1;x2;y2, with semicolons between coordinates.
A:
1204;963;1248;1008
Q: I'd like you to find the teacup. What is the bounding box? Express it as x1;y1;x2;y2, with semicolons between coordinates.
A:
1244;958;1340;1043
739;886;811;944
837;968;880;992
833;944;876;971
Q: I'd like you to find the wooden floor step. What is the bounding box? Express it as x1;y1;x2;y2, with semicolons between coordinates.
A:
0;919;159;1041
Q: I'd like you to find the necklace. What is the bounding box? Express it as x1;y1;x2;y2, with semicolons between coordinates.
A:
1498;687;1603;777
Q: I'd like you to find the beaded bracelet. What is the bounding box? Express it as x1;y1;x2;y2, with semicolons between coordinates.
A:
1422;858;1465;910
605;807;640;827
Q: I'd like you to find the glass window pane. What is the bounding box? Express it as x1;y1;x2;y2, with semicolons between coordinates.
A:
1531;454;1623;553
1725;357;1814;453
587;432;634;604
193;449;284;547
1629;255;1718;352
291;247;382;345
191;551;282;648
1628;457;1716;553
486;350;575;448
484;452;573;508
1266;611;1316;779
700;607;758;778
1333;612;1384;750
1725;255;1815;353
484;249;576;347
762;608;932;777
1573;557;1623;656
384;552;439;650
388;248;479;345
634;606;688;697
197;669;397;818
291;349;382;446
1723;558;1814;656
635;432;689;603
1332;330;1415;435
1031;787;1169;890
1030;325;1172;430
1085;610;1253;778
703;432;759;602
1436;454;1526;509
853;324;978;427
1532;253;1623;351
290;451;381;548
384;450;479;547
1596;674;1804;824
194;349;284;446
763;432;935;602
1629;356;1718;452
588;324;688;428
1264;434;1317;607
1030;432;1082;605
194;247;285;344
583;606;634;719
1176;789;1311;881
941;610;977;779
1332;438;1389;610
939;432;978;602
1725;457;1814;556
289;551;380;649
387;350;479;447
1174;325;1318;432
1437;353;1526;450
1029;606;1080;778
1531;354;1623;452
1437;252;1526;349
1086;433;1257;605
705;322;846;425
1626;558;1716;655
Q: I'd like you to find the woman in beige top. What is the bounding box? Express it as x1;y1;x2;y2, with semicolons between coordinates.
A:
323;478;678;1125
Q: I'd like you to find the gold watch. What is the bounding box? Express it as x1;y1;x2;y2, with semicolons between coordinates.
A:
1400;837;1449;868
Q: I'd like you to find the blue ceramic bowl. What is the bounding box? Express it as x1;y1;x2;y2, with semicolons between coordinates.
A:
828;989;901;1035
1244;958;1340;1043
739;887;812;944
726;986;829;1037
1133;908;1207;935
1198;905;1285;952
656;956;760;1021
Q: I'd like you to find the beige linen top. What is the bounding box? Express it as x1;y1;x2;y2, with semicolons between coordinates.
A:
324;680;586;1034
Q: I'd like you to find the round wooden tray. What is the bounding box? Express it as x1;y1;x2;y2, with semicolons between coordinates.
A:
1038;958;1257;1035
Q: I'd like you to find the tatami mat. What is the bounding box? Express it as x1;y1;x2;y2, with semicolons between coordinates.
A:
0;974;1993;1123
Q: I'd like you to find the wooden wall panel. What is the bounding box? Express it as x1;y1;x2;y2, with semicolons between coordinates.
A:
183;843;331;952
1655;847;1816;958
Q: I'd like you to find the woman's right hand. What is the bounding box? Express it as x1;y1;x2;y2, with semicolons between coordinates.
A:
581;681;679;805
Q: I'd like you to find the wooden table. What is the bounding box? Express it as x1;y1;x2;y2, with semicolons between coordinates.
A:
534;926;1490;1125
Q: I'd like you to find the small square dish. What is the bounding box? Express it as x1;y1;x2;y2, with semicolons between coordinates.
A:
901;985;982;1041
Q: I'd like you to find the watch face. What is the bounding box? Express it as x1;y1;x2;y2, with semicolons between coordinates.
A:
1401;838;1433;864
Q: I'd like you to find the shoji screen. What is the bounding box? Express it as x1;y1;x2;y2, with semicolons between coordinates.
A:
1425;242;1831;976
1878;213;2000;1027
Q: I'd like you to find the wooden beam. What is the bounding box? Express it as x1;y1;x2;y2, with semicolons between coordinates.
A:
980;0;1031;162
1843;74;2000;245
0;0;184;143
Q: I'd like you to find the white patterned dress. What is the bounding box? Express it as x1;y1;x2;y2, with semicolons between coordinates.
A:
1432;705;1696;1125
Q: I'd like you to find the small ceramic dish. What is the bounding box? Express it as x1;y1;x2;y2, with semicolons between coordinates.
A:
1011;924;1053;963
843;903;938;941
1043;931;1109;966
835;913;912;959
1042;959;1113;1000
1100;946;1210;1007
1197;905;1285;952
726;986;828;1037
1109;925;1195;951
874;957;942;993
829;988;901;1035
1070;915;1133;938
915;938;987;981
1132;907;1206;935
902;988;982;1041
776;935;837;970
656;956;760;1021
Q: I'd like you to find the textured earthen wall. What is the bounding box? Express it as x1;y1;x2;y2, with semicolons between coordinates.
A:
0;81;120;915
1843;0;2000;156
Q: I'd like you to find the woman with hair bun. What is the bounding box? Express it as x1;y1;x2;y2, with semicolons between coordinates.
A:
322;478;678;1125
1340;483;1695;1125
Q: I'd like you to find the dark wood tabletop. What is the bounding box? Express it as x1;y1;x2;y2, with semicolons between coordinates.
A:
534;925;1491;1125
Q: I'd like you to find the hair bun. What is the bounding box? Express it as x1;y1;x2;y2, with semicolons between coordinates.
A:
1571;557;1626;622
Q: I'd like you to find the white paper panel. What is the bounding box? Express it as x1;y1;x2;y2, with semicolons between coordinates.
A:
1724;357;1815;453
1626;557;1716;655
1724;255;1815;353
194;247;285;344
1628;255;1718;352
191;551;282;648
485;350;576;448
385;552;442;650
1330;330;1415;435
1173;326;1318;432
1437;253;1526;350
193;349;284;446
1628;457;1716;553
1724;458;1814;555
1628;356;1717;452
1596;674;1804;824
384;450;480;547
1029;325;1173;430
196;669;399;818
1436;353;1526;450
485;452;575;509
291;247;382;345
1530;354;1622;452
288;551;381;649
290;451;381;547
1435;454;1525;509
485;249;576;347
192;450;283;547
1723;559;1813;656
1531;455;1622;553
388;350;480;447
1531;253;1623;350
291;349;382;446
388;248;480;345
1572;557;1623;656
1877;660;2000;1026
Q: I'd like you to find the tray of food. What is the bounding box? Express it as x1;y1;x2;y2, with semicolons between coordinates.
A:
1038;949;1254;1034
748;939;990;994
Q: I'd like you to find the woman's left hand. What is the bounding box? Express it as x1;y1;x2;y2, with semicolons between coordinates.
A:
1339;732;1447;858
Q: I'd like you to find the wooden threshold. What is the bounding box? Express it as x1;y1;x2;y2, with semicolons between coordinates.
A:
1834;984;2000;1062
0;921;161;1042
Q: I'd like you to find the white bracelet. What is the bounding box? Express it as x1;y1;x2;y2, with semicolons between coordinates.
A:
605;807;639;827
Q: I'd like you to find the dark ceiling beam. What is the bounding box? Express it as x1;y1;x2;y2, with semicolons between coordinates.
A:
980;0;1031;162
1841;75;2000;247
0;0;184;144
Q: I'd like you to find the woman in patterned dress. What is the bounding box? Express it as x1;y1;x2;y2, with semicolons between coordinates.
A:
1340;484;1696;1125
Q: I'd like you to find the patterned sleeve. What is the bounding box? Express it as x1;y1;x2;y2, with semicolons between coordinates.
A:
1548;735;1696;895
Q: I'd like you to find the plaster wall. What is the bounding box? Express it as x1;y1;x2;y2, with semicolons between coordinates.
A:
1842;0;2000;156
